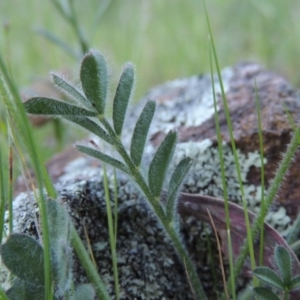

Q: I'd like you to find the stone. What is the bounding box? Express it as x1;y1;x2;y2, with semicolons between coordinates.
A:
10;62;300;299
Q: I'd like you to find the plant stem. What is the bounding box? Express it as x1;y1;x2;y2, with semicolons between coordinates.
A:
231;128;300;286
100;116;208;299
71;224;110;300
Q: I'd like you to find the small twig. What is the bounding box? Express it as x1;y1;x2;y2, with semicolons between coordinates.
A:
207;208;229;300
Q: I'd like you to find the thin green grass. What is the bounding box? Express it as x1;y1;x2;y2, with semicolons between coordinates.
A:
209;49;236;299
254;82;266;266
103;164;119;300
0;61;54;299
0;54;111;300
0;151;7;243
204;1;259;296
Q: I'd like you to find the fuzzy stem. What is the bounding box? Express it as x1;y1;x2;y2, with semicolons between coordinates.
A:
232;128;300;285
99;116;208;299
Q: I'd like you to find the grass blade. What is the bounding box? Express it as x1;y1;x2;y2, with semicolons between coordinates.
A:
51;72;93;109
103;164;119;300
76;145;130;174
0;61;55;299
0;151;7;243
148;130;177;198
64;116;114;145
36;28;80;60
254;82;266;266
203;0;257;294
113;63;134;136
70;225;110;300
80;50;108;115
166;157;193;222
209;48;236;298
130;100;155;167
25;97;98;116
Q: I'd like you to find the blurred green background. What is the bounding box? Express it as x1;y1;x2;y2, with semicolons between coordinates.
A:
0;0;300;159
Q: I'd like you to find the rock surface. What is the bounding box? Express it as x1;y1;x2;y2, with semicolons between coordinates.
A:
11;62;300;299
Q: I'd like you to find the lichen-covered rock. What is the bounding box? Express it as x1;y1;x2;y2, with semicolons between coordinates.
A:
142;62;300;234
10;62;300;299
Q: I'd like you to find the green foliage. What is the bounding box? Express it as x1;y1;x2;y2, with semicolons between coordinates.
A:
253;245;300;300
130;100;156;167
6;278;44;300
0;200;96;300
1;234;45;286
51;73;92;109
47;199;72;297
73;284;95;300
113;63;134;137
25;97;98;117
80;50;108;115
148;130;177;199
65;116;114;145
166;157;193;223
24;48;208;299
1;234;45;299
76;145;130;174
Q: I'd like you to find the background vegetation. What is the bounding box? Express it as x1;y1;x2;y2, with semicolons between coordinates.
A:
0;0;299;158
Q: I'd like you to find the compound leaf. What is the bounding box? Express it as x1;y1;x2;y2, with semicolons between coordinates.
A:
77;145;129;174
113;63;134;136
253;267;284;290
166;157;193;222
1;233;44;286
80;50;108;115
6;278;44;300
148;130;177;198
290;275;300;290
51;72;93;110
64;116;113;145
25;97;97;117
252;287;280;300
130;100;156;167
275;245;292;286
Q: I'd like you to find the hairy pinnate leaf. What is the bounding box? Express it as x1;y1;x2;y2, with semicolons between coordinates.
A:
1;233;44;286
166;157;193;222
275;245;292;286
25;97;97;117
113;63;134;136
74;284;95;300
6;278;44;300
64;116;113;145
80;50;107;115
130;100;156;167
148;130;177;198
51;72;93;110
253;267;284;290
253;287;280;300
290;275;300;290
76;145;130;174
47;199;72;294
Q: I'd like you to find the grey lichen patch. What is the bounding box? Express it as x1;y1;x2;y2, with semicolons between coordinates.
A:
4;192;40;240
6;173;225;299
124;68;234;152
171;140;292;235
60;175;225;299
